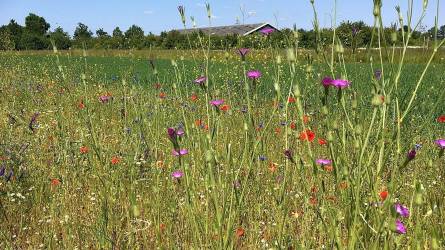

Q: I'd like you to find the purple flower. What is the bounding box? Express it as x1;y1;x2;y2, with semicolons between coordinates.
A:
194;76;207;85
322;77;333;87
407;149;417;160
167;127;184;140
172;149;188;156
259;155;267;161
331;79;351;89
5;170;13;182
395;219;406;234
0;167;5;177
29;112;40;132
435;139;445;149
316;159;332;166
260;27;275;35
247;70;262;80
237;48;250;61
352;27;359;36
395;203;410;218
233;180;241;189
210;99;224;106
167;128;176;139
171;170;184;179
374;70;382;80
284;150;294;163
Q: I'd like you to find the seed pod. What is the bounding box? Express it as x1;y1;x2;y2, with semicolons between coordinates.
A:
327;131;334;142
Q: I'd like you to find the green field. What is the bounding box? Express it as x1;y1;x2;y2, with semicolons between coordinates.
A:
0;50;445;248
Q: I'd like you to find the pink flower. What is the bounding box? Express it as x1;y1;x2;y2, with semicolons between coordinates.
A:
395;203;410;218
260;27;275;35
171;170;184;179
247;70;262;80
395;219;406;234
316;159;332;166
194;76;207;85
210;99;224;106
172;149;188;156
435;139;445;149
331;79;351;89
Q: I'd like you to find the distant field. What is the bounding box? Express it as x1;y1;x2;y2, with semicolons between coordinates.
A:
1;47;445;63
0;52;444;248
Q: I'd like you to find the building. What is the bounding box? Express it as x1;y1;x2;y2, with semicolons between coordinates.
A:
175;23;279;36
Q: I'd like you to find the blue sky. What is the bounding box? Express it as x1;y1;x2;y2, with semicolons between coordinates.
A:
0;0;443;35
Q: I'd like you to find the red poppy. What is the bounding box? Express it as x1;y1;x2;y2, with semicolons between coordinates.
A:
437;115;445;123
311;185;318;193
51;178;60;187
379;190;388;201
191;93;198;101
159;92;166;99
275;128;281;134
318;138;327;145
220;105;230;112
235;227;245;237
80;146;89;154
111;156;121;165
324;165;333;172
268;162;277;172
299;130;315;142
159;223;166;232
303;115;310;124
78;101;85;109
309;196;317;205
288;97;296;103
195;119;202;127
290;122;296;130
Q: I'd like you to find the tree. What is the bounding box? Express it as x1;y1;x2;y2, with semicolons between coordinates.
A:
111;27;124;49
24;13;50;35
6;19;23;49
125;25;145;49
95;28;111;49
0;27;15;50
50;27;71;50
18;14;50;50
73;23;93;48
96;28;109;38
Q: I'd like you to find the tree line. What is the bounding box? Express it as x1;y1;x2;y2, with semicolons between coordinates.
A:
1;13;444;51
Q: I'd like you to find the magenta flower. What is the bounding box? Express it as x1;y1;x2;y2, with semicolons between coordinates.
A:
322;77;333;87
194;76;207;85
171;170;184;179
247;70;262;80
172;149;188;156
210;99;224;106
99;95;112;103
395;203;410;218
167;127;184;140
331;79;351;89
407;149;416;161
435;139;445;149
260;27;275;35
316;159;332;166
395;219;406;234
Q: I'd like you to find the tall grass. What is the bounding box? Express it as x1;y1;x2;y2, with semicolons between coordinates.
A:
0;0;445;249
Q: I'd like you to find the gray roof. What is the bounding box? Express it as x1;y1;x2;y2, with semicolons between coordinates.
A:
175;23;278;36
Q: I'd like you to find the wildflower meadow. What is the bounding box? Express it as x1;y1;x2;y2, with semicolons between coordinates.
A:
1;0;445;249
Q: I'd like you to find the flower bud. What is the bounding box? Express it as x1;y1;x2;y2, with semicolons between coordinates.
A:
372;95;384;106
391;32;398;43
